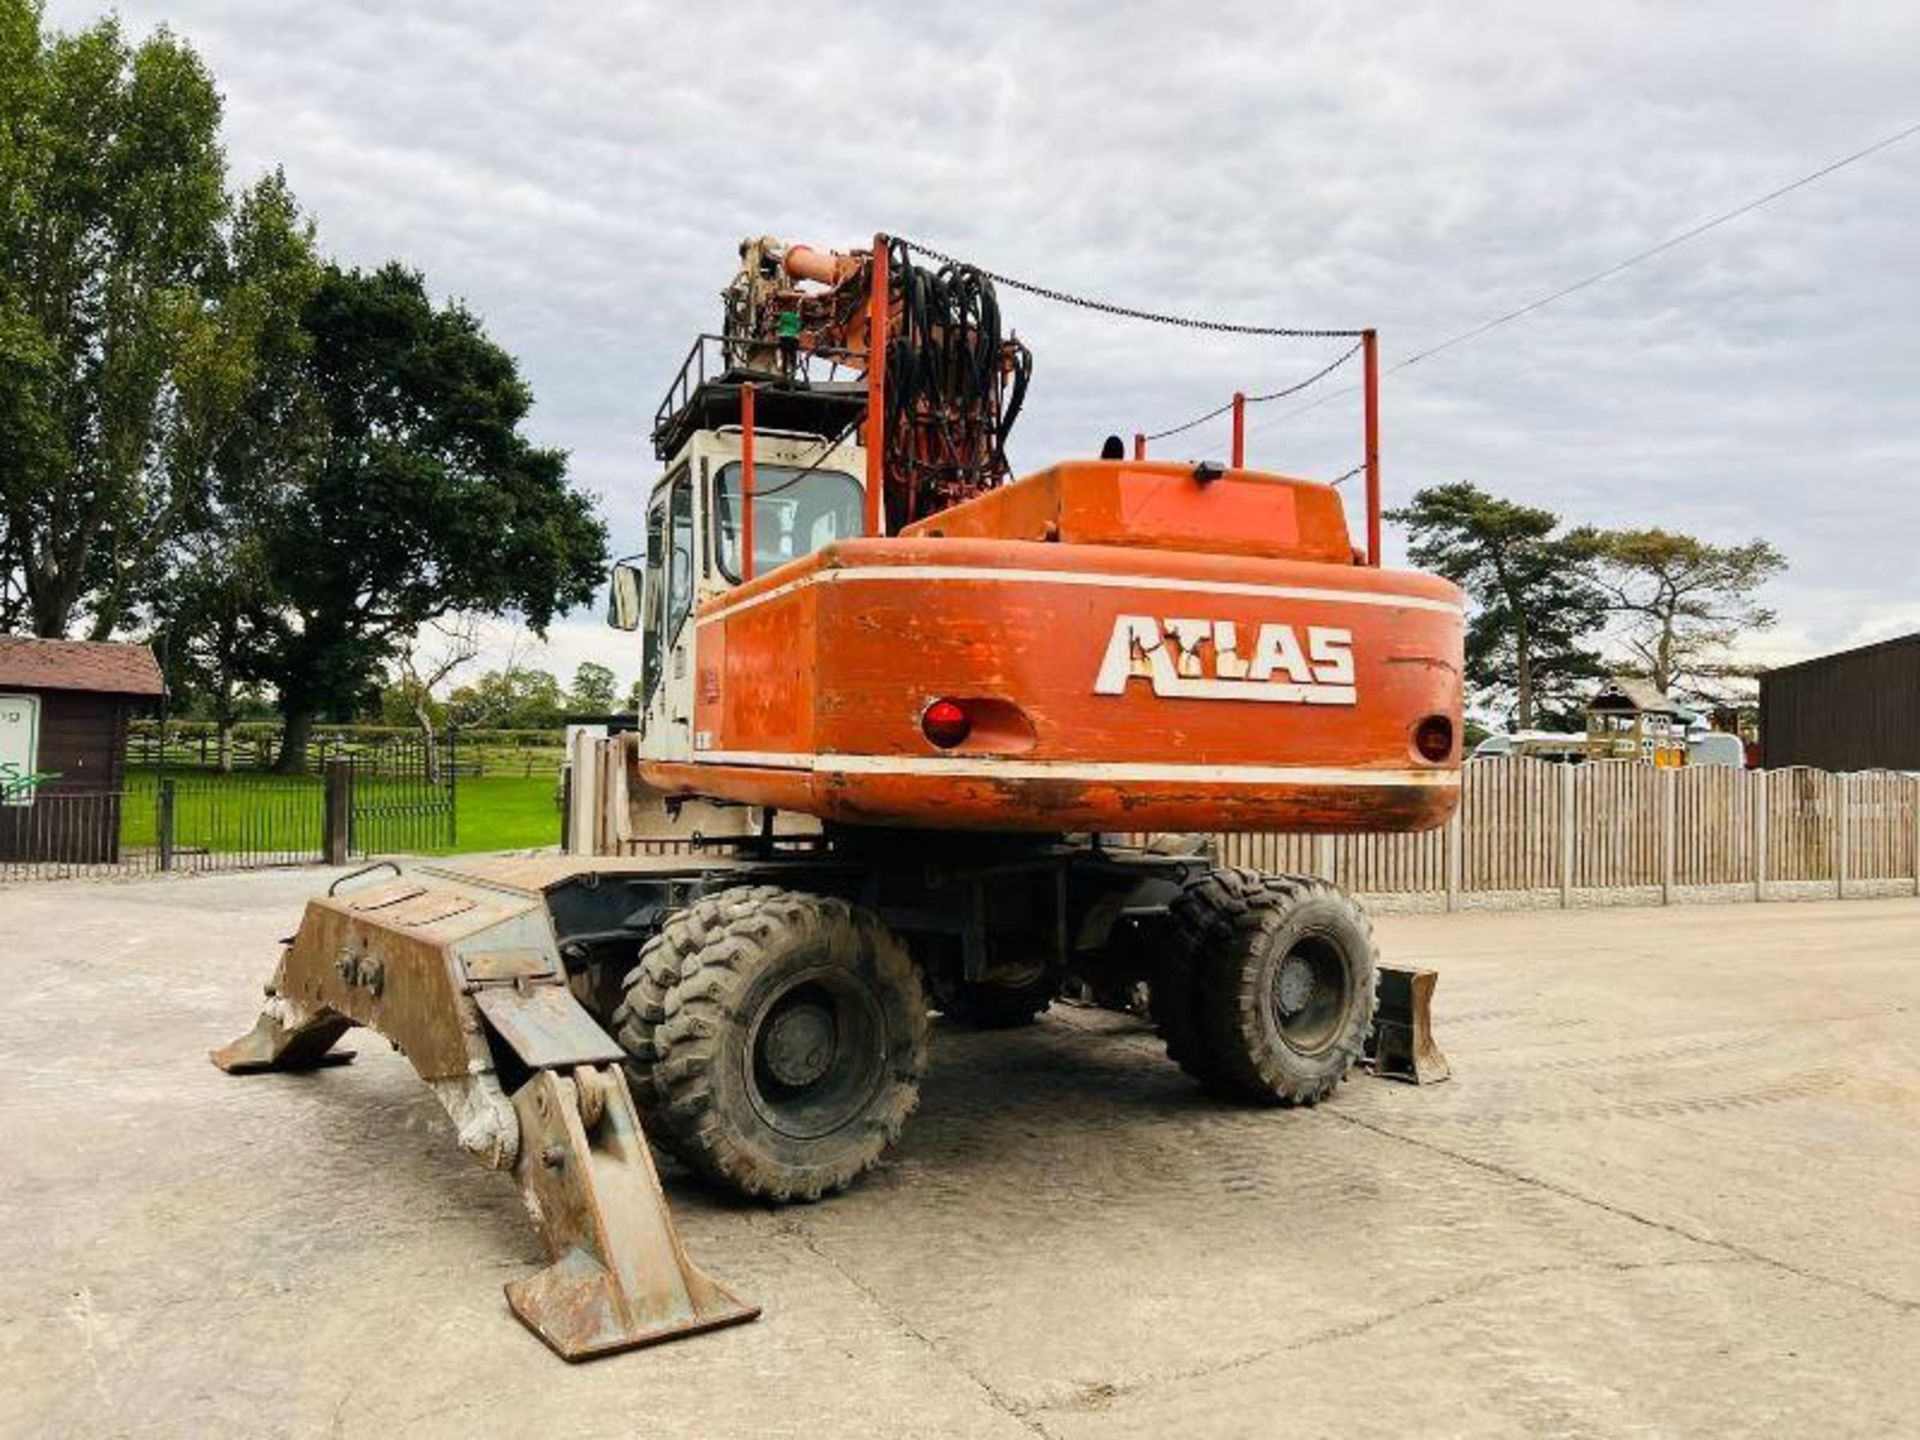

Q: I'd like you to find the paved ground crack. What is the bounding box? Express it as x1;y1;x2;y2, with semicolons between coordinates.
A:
778;1214;1056;1438
1331;1109;1920;1315
1032;1256;1740;1414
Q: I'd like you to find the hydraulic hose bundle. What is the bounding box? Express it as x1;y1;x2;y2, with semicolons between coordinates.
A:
882;237;1032;529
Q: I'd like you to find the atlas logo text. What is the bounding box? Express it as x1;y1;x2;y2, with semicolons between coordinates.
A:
1094;616;1357;705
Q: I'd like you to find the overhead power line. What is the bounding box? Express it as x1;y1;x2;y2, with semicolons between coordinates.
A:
894;237;1363;339
1249;115;1920;437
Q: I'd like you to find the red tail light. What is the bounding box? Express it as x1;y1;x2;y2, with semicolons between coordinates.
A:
921;699;971;749
1413;715;1454;763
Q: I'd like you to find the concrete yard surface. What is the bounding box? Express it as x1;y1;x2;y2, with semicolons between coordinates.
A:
2;872;1917;1438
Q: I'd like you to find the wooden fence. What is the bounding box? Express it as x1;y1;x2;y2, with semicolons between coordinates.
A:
1214;757;1920;909
570;743;1920;910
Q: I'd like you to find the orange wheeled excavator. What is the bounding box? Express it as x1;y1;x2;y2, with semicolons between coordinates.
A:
213;235;1462;1360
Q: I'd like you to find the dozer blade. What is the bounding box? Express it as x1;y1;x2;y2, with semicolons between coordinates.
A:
210;866;758;1360
1366;964;1451;1084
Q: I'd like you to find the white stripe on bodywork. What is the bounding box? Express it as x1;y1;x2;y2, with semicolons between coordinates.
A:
679;751;1459;788
696;564;1462;625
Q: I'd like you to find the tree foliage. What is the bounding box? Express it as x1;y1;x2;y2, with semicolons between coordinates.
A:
242;263;607;767
568;661;617;714
1389;482;1607;730
448;667;567;730
144;170;321;752
0;1;235;637
1568;527;1786;701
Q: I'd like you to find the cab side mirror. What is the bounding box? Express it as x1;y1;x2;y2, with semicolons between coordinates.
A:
606;562;643;631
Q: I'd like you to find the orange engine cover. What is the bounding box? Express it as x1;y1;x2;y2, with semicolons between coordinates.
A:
641;462;1464;834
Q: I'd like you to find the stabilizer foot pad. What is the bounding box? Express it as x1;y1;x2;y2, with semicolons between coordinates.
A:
507;1065;761;1361
211;1008;355;1074
1366;965;1450;1084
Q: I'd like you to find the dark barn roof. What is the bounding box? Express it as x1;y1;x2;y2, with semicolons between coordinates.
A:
0;637;165;696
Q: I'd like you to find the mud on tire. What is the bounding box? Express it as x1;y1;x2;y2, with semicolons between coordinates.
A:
1165;866;1378;1105
636;888;929;1203
612;889;766;1117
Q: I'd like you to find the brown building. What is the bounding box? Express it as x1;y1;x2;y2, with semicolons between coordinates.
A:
0;637;165;862
1760;633;1920;772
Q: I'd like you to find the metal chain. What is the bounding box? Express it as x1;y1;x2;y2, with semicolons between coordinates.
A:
1328;462;1366;488
1144;398;1236;442
894;237;1365;339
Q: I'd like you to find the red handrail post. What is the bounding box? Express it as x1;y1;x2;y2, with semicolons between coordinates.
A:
864;235;890;537
1230;392;1246;468
741;382;756;582
1362;328;1381;567
1132;433;1145;461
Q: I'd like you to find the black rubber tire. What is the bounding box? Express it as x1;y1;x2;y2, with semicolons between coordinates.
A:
646;889;929;1202
1167;867;1377;1105
1148;908;1228;1088
612;884;764;1117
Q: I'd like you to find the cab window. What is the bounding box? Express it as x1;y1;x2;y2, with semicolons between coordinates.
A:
713;464;862;583
640;467;693;711
639;485;669;709
666;469;694;643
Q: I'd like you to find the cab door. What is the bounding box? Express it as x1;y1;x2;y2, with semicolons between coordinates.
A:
639;464;696;762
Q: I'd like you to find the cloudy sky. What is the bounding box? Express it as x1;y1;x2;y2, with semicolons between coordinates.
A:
48;0;1920;696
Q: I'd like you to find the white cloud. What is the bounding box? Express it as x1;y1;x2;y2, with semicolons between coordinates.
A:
47;0;1920;673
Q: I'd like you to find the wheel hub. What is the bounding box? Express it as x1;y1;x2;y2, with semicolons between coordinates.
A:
1275;954;1316;1017
760;1000;837;1089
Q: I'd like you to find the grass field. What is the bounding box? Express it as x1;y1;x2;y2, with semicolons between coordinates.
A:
433;774;562;853
119;770;561;857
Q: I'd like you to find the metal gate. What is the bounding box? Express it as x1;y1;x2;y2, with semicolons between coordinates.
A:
345;730;458;857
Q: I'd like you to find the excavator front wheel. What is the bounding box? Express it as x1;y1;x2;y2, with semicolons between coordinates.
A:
1168;868;1378;1105
621;888;929;1203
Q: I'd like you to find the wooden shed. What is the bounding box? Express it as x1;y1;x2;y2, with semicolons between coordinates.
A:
1760;632;1920;771
0;637;165;862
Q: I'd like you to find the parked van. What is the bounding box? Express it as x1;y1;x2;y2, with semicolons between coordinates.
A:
1469;731;1587;764
1687;732;1747;768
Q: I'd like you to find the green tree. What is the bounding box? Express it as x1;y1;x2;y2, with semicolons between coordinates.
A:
147;526;272;770
141;171;322;763
0;1;232;637
1390;482;1607;730
448;667;566;730
241;263;606;769
1568;527;1787;701
568;661;616;714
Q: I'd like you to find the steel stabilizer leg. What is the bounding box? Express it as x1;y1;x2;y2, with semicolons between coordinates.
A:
210;997;356;1074
207;880;758;1359
507;1064;760;1360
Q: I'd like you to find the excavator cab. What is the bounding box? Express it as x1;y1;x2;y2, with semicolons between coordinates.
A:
617;413;866;765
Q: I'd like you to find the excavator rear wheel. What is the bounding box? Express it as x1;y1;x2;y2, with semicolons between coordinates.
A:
1167;867;1378;1105
614;889;764;1119
642;888;929;1203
